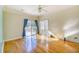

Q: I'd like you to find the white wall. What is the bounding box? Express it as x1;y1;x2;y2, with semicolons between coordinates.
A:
40;6;79;43
50;6;79;43
3;7;38;41
64;18;79;43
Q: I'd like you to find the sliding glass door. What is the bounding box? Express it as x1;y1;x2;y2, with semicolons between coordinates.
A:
24;19;48;52
25;20;37;52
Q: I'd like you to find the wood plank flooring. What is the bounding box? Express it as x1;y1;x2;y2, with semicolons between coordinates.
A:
4;35;79;53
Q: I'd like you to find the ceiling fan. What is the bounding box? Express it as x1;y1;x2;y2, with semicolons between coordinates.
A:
37;5;49;20
38;5;48;14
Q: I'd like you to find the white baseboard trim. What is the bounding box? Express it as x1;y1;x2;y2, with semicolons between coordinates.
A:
2;41;4;53
4;36;23;42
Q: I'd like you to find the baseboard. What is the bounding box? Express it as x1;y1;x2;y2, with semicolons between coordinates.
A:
2;41;4;53
4;36;23;42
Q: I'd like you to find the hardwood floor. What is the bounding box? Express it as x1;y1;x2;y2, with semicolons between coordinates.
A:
4;35;79;53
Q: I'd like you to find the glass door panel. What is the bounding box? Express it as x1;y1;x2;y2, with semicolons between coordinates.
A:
25;20;32;52
39;20;48;52
25;20;37;52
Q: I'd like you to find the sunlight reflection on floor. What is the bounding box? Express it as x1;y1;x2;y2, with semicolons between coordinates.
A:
64;44;76;52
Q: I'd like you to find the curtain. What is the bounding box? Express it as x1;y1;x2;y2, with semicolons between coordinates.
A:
35;20;39;34
22;19;28;37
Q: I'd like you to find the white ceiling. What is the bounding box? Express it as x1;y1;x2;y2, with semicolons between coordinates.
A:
6;5;75;15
